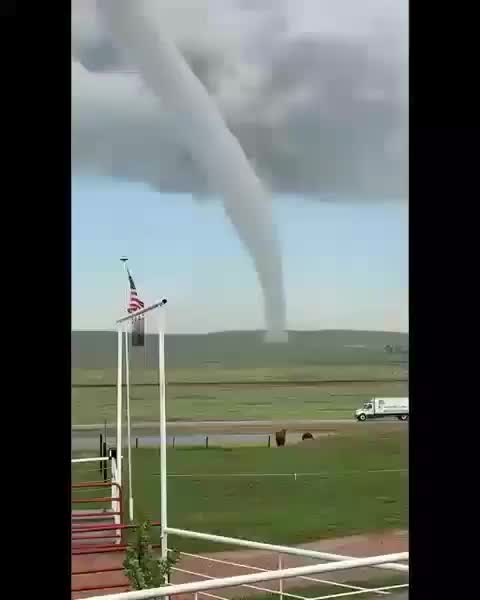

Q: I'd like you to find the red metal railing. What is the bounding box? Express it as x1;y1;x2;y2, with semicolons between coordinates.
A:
72;512;162;594
71;522;161;559
72;480;122;497
72;522;162;554
72;481;124;525
72;478;127;594
72;582;131;593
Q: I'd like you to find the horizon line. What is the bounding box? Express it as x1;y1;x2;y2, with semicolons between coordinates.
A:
72;327;409;335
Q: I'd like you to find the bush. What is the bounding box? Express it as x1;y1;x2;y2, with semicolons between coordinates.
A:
302;432;314;441
123;521;179;591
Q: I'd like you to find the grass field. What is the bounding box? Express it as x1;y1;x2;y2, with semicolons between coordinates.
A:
72;364;408;386
72;427;408;553
72;329;408;425
72;364;408;424
72;380;408;424
72;330;408;371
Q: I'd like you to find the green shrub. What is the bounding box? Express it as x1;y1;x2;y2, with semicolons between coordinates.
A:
123;521;179;591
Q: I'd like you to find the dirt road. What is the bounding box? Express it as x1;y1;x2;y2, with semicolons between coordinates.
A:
171;530;409;598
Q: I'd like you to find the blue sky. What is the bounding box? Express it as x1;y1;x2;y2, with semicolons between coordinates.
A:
72;176;408;333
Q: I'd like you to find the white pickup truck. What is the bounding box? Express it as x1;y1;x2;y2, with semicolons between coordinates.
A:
355;397;409;422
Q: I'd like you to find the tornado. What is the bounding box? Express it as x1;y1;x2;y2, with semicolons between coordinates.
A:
98;0;287;342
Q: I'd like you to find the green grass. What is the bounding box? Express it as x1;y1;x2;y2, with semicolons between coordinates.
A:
72;332;408;425
72;364;408;386
72;367;408;425
72;429;408;552
72;330;408;371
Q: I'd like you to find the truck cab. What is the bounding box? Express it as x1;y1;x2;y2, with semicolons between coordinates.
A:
355;402;374;421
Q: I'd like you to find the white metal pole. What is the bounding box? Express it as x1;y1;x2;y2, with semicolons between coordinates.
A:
116;326;123;489
122;258;134;522
278;554;283;600
71;457;110;464
125;328;134;521
159;314;168;567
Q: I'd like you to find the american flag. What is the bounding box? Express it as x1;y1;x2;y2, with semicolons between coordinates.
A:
127;268;145;314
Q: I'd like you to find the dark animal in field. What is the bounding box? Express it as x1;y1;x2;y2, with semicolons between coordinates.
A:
275;429;286;447
302;432;314;441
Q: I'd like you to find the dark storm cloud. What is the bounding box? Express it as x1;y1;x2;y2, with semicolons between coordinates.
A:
72;0;407;201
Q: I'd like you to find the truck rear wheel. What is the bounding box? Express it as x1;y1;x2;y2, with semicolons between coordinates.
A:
398;415;408;421
357;414;367;422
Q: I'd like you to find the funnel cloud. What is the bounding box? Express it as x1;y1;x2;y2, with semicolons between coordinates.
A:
72;0;407;337
96;0;287;341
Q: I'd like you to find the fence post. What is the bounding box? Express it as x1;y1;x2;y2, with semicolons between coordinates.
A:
135;437;139;449
99;434;103;473
278;553;283;600
173;436;176;449
268;435;271;448
102;441;107;482
206;436;209;449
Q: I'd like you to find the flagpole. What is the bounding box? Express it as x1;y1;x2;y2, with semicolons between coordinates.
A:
121;257;134;522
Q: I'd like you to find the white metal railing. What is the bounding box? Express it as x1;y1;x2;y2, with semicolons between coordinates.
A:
172;564;307;600
71;454;122;541
110;455;122;539
175;571;407;600
171;551;392;597
83;551;409;600
308;584;408;600
71;456;110;464
166;528;408;573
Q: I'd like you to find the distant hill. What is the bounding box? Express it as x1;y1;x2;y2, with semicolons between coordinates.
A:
72;330;409;370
